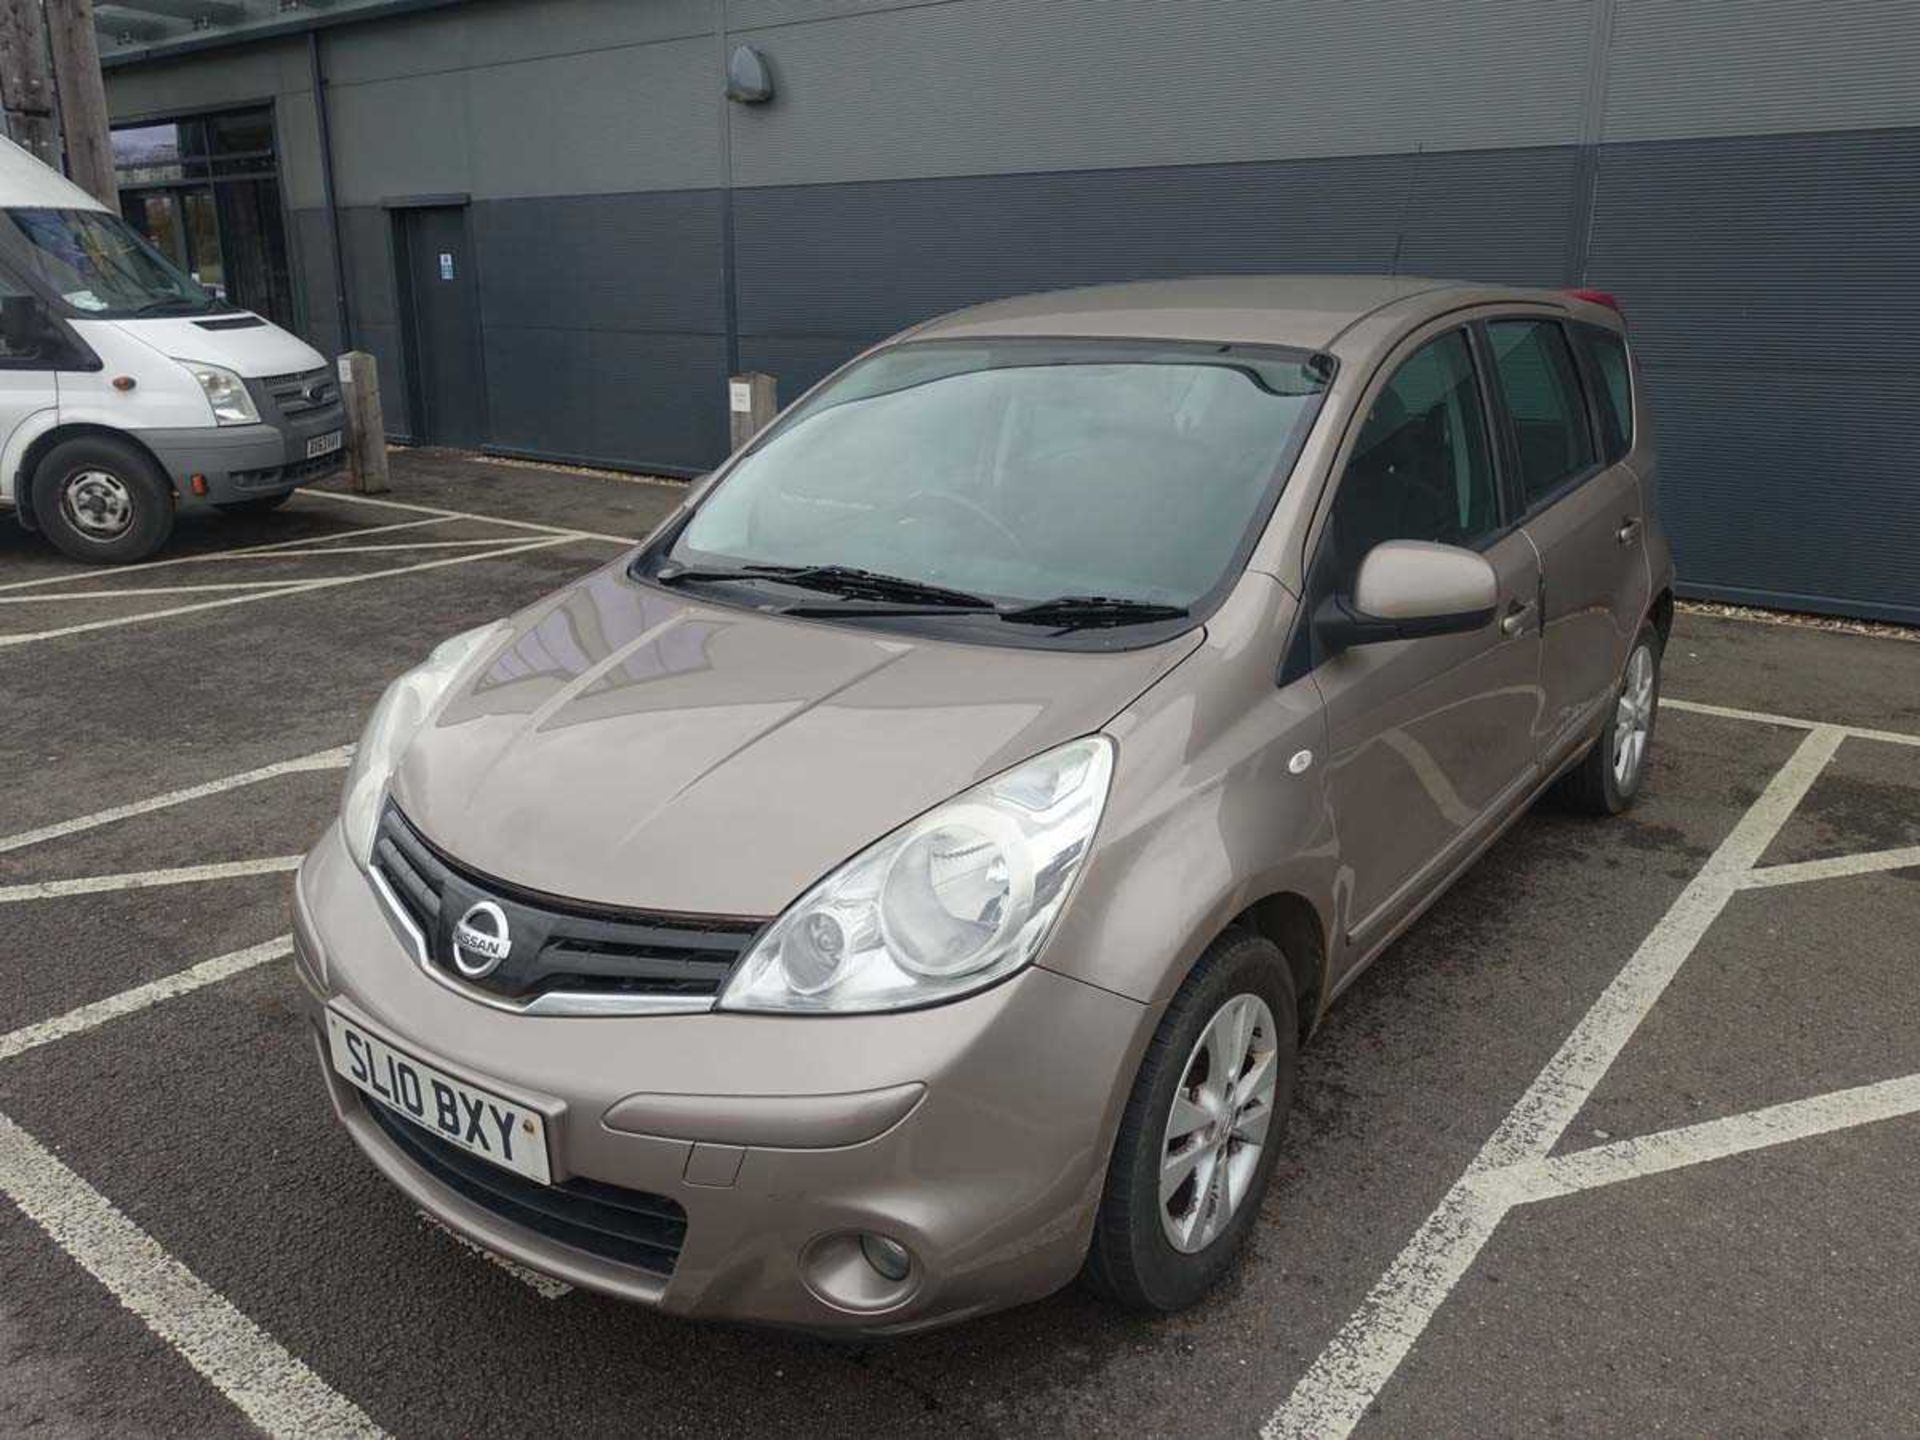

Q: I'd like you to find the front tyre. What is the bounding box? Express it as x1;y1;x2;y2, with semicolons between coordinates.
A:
1084;929;1298;1312
33;435;175;563
1556;621;1662;815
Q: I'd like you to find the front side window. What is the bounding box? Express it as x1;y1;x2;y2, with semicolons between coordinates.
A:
1324;329;1499;583
1579;323;1634;462
662;340;1330;636
1486;319;1595;507
3;207;216;318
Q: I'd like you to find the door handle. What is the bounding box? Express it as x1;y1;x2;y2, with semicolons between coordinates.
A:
1617;516;1642;545
1501;599;1535;637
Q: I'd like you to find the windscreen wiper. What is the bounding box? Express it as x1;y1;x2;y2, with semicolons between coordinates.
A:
996;595;1190;629
657;562;994;610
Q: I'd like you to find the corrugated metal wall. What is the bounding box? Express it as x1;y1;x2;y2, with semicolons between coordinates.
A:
103;0;1920;621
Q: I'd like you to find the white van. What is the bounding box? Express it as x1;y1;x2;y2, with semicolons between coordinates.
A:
0;135;342;562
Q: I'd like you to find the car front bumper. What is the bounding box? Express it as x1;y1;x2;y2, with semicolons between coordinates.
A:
293;821;1153;1333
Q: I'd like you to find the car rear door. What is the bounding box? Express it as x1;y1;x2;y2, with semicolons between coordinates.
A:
1298;322;1544;974
1482;313;1651;770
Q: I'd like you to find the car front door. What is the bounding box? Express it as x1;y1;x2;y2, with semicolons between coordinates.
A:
1300;324;1544;977
1483;315;1651;768
0;268;59;510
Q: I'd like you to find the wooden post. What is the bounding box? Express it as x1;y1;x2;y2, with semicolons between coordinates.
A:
728;371;777;452
43;0;114;207
0;0;58;170
337;351;389;495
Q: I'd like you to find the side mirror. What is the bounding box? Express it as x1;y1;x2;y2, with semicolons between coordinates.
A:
0;294;46;355
1315;539;1498;650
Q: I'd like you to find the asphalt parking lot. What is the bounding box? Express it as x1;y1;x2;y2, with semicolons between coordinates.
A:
3;451;1918;1439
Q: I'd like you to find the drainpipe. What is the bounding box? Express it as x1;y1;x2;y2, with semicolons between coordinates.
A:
307;29;352;350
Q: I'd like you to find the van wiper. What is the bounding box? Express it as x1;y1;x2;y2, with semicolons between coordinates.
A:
997;595;1190;628
657;562;994;610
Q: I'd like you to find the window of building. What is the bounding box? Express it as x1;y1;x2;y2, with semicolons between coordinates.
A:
1485;320;1596;507
1327;329;1500;581
111;107;293;329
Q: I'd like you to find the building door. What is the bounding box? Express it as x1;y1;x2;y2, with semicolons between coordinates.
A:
396;206;486;448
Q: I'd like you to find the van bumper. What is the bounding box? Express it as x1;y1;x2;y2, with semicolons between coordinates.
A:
136;419;346;507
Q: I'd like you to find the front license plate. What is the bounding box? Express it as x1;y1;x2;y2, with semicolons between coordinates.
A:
327;1010;551;1184
306;430;343;459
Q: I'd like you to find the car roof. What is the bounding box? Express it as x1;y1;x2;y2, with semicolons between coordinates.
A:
907;275;1587;352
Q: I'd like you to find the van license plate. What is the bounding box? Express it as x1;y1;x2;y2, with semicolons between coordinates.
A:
307;430;343;459
326;1009;551;1183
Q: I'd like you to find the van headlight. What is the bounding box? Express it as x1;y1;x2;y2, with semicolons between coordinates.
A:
719;736;1114;1013
340;622;508;868
180;360;260;425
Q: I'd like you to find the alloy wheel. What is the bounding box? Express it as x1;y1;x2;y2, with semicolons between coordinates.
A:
1612;642;1656;789
1159;991;1278;1253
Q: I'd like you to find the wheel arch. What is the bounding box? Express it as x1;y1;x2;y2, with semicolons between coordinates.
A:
1230;890;1328;1041
1649;585;1674;647
14;422;174;530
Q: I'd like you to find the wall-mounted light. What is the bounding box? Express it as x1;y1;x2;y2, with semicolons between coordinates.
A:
726;44;774;104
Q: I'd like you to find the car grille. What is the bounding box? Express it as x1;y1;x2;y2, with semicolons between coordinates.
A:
257;366;341;420
362;1096;687;1277
372;803;763;1007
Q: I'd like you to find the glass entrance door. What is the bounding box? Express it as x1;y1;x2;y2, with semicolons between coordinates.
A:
112;107;289;325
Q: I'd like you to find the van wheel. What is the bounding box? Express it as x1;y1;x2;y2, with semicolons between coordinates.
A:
1556;622;1662;815
1084;929;1297;1312
216;491;295;516
33;436;174;563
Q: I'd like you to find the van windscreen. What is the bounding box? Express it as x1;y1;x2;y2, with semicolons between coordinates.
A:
5;207;215;319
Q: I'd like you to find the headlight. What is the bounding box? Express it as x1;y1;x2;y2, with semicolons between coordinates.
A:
179;360;260;425
340;622;508;868
719;735;1114;1014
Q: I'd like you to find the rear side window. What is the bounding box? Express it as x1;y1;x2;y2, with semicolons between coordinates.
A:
1486;319;1595;507
1579;324;1634;462
1326;329;1499;581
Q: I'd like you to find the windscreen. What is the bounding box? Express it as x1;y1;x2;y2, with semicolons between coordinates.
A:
6;207;215;318
673;340;1329;611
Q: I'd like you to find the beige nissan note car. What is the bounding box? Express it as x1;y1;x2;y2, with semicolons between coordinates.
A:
295;276;1672;1332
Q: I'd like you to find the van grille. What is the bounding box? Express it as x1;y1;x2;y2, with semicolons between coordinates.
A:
362;1096;687;1277
258;366;340;420
372;803;763;1006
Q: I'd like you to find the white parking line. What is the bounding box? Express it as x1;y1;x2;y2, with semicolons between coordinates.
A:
0;747;350;857
0;856;302;904
0;517;455;594
0;1109;386;1439
1265;725;1847;1440
1739;844;1920;889
299;486;640;547
0;537;570;648
1665;696;1920;749
0;581;324;604
0;937;293;1065
1513;1072;1920;1202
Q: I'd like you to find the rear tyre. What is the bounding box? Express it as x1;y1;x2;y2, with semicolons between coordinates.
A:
215;491;295;516
1556;621;1662;815
1084;929;1298;1312
32;435;174;563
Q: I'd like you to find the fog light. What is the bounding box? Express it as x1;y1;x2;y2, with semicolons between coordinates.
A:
860;1232;912;1282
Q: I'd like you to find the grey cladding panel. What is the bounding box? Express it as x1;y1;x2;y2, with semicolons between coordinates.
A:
1585;129;1920;371
1603;0;1920;143
734;150;1580;343
484;327;728;473
726;0;1590;187
1584;126;1920;621
1648;367;1919;622
321;0;712;85
472;192;725;336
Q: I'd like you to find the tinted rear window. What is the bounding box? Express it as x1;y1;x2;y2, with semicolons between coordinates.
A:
1580;324;1634;462
1485;319;1596;508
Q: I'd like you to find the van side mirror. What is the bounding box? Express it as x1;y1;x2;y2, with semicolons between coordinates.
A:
1315;539;1498;650
0;294;48;355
